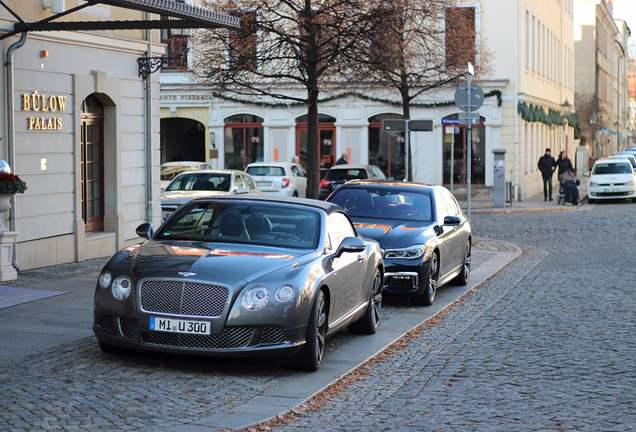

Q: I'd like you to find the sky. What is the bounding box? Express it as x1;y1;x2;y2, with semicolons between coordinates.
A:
613;0;636;52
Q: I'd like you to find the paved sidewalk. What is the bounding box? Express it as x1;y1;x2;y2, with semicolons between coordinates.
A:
0;239;519;431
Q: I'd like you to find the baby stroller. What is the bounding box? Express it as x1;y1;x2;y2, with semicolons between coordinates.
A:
557;169;580;206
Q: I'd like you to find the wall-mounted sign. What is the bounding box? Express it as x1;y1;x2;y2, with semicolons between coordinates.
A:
22;91;67;131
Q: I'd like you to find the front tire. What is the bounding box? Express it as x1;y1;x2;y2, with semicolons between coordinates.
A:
452;242;471;286
349;270;383;334
98;341;125;355
588;198;596;204
412;253;439;306
292;290;327;372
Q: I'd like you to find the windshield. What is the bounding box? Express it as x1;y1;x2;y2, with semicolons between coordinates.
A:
161;165;201;181
166;173;231;192
327;168;368;181
330;188;433;222
157;202;320;249
593;163;633;175
613;156;636;168
246;166;285;176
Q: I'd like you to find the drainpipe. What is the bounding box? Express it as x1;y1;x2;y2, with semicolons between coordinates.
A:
145;14;154;224
513;0;520;201
5;32;28;271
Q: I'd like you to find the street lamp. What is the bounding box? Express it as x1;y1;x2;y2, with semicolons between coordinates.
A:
561;99;572;155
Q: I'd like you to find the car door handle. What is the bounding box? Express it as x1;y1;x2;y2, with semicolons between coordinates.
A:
357;254;364;262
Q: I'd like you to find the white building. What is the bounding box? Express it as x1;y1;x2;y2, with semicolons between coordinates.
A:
161;0;576;200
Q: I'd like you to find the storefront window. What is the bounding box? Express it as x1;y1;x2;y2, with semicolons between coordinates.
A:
224;114;264;169
442;114;486;185
368;113;405;180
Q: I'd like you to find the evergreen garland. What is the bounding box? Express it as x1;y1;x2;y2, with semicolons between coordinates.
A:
517;101;580;136
210;89;503;109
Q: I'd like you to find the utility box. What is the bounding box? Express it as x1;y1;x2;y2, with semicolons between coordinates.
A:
492;149;506;208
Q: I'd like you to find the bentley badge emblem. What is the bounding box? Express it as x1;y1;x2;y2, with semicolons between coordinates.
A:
178;272;196;277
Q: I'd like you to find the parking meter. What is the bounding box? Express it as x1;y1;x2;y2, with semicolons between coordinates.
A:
492;149;506;208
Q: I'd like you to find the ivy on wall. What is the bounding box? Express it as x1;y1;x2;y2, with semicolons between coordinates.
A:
517;101;580;137
210;89;503;110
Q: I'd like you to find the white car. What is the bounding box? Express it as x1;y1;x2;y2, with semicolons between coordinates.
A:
160;161;212;190
588;158;636;204
610;153;636;171
246;162;308;198
161;170;259;219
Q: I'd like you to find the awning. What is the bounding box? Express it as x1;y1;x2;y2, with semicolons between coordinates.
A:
0;0;239;41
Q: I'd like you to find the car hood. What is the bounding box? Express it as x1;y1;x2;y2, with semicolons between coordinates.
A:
161;190;232;206
351;217;436;249
590;173;634;184
126;241;312;288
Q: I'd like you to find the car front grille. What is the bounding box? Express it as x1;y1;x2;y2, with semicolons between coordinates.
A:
118;317;285;349
139;280;229;318
596;191;630;197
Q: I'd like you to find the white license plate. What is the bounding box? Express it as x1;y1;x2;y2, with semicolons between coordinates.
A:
149;316;211;335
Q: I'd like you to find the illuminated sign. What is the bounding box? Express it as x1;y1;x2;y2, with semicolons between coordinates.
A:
22;91;67;131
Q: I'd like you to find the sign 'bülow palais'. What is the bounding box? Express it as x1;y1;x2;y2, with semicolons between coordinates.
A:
22;91;67;131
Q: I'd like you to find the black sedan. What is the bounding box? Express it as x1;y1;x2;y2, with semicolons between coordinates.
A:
328;181;471;306
93;196;384;371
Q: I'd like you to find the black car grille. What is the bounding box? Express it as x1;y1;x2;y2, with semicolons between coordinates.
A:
597;191;629;197
118;317;286;349
139;280;229;318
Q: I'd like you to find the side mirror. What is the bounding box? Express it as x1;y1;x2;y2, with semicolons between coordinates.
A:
443;216;461;226
335;236;366;258
136;222;154;239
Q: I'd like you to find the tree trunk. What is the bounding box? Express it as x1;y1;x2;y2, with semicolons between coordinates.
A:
306;88;320;199
400;87;412;182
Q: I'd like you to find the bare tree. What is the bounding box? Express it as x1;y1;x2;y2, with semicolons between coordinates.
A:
194;0;373;198
350;0;485;180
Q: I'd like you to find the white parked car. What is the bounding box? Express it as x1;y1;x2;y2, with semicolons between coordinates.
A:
588;158;636;204
246;162;308;198
160;161;211;190
161;170;259;219
613;152;636;170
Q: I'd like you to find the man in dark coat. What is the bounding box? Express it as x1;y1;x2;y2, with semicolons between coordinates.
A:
335;153;348;165
537;148;556;201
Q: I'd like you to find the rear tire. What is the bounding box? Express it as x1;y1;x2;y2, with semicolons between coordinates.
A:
349;270;382;335
412;253;438;306
452;242;471;286
291;291;327;372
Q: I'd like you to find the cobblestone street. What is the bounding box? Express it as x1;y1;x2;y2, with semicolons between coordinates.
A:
275;203;636;431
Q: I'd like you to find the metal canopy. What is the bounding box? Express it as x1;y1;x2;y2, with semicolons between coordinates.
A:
0;0;239;41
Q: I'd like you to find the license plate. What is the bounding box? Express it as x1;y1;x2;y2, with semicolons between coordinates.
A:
149;316;211;335
256;181;272;187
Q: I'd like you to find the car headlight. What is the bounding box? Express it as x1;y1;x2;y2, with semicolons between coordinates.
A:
275;285;295;303
626;179;634;187
111;276;132;301
384;245;428;259
242;285;270;311
99;271;112;289
589;181;599;188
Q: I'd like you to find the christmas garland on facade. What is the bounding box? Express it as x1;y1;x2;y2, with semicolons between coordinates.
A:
210;89;503;109
517;101;580;135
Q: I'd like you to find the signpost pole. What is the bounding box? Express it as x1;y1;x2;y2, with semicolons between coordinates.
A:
467;63;474;219
450;129;454;194
405;119;410;181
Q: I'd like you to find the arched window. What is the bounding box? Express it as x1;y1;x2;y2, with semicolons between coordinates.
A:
81;94;105;232
224;114;264;169
368;113;405;180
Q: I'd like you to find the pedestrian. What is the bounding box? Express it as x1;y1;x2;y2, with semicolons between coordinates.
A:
291;155;300;164
556;151;573;180
335;152;348;165
537;148;556;201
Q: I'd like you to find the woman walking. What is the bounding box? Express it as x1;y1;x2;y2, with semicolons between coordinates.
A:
556;151;573;181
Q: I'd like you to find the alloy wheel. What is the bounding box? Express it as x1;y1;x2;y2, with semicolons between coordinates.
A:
464;244;472;280
315;296;327;364
371;272;383;327
429;254;439;300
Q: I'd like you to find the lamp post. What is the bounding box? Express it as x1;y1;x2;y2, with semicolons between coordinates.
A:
561;99;572;156
589;111;598;159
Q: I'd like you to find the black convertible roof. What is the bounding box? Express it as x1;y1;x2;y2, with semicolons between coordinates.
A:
191;195;343;214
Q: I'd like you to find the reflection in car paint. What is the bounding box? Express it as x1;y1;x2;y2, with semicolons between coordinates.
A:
207;249;294;260
354;223;392;234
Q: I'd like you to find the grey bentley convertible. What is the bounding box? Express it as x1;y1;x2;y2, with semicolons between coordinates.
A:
93;196;384;371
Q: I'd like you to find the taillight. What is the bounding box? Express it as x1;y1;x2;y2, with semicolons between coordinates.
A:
320;179;330;189
281;177;290;188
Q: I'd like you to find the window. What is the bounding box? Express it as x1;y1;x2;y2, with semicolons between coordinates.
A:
166;173;231;192
228;11;257;72
160;16;188;71
224;114;264;169
532;15;536;72
524;122;529;175
445;7;476;69
80;94;104;232
442;189;462;218
246;166;286;176
330;188;434;222
326;212;356;252
525;10;530;70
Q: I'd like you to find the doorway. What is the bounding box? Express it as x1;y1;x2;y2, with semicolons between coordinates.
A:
442;114;486;185
80;94;105;232
160;118;206;164
295;114;337;170
368;113;406;180
224;114;264;169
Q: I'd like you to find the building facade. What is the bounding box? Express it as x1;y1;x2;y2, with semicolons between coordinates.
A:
0;1;163;270
574;0;631;157
161;0;576;201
